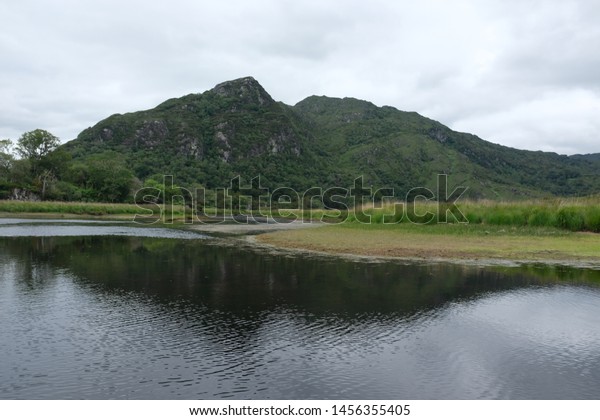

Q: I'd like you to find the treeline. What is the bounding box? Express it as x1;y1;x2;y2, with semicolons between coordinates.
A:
0;129;137;202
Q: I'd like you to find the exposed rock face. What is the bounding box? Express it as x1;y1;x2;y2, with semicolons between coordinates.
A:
268;129;301;156
11;188;40;201
178;135;203;159
132;120;169;149
100;128;113;142
214;124;232;163
428;127;449;143
211;76;275;107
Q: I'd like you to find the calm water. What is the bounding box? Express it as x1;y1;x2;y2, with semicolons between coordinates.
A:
1;221;600;399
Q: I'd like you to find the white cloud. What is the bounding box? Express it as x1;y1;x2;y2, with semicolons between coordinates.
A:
0;0;598;154
452;89;600;154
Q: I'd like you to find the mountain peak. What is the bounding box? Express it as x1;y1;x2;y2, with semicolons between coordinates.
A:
210;76;274;106
66;77;600;199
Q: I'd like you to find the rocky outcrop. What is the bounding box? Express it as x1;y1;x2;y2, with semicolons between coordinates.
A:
211;76;275;107
10;188;40;201
132;120;169;149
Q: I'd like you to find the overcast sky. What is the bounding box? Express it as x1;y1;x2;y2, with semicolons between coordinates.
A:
1;0;599;154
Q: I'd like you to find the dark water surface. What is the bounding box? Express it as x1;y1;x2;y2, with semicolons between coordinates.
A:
1;221;600;399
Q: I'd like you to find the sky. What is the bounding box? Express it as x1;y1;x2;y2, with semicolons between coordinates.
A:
1;0;599;155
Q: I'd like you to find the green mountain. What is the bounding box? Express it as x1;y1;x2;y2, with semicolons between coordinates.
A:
64;76;600;199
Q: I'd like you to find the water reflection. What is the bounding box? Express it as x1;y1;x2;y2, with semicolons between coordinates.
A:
1;231;600;399
5;235;590;314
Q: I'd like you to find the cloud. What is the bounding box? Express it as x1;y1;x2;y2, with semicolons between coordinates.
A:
0;0;598;154
452;89;600;154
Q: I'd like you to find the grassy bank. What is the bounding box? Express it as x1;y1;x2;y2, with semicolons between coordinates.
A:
266;196;600;233
4;196;600;230
256;223;600;264
0;200;188;219
3;198;600;264
346;196;600;232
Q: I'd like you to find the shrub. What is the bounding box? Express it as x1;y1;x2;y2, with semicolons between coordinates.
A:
584;208;600;232
465;212;483;224
527;208;555;227
556;207;585;231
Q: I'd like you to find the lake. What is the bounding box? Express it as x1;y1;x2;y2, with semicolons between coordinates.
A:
1;220;600;399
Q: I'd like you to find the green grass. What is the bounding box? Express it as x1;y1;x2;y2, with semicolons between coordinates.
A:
4;196;600;234
339;197;600;233
0;200;188;217
257;222;600;263
196;196;600;235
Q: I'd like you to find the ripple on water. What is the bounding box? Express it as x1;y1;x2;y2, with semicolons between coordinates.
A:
2;229;600;399
0;222;207;239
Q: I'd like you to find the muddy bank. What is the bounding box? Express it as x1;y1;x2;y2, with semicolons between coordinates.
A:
187;218;322;235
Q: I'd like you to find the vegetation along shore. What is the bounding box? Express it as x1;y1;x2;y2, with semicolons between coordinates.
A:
253;197;600;265
2;77;600;266
2;196;600;266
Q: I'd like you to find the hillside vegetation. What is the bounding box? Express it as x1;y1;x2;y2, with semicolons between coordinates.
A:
3;77;600;203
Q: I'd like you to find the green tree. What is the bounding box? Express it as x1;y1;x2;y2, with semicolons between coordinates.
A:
15;130;62;199
8;159;32;185
0;139;13;176
65;152;134;202
143;175;188;205
39;147;71;179
16;129;60;163
0;139;14;198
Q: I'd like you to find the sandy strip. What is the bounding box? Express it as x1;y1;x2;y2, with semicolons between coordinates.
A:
187;219;323;235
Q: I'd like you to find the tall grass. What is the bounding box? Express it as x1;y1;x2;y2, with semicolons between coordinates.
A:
348;196;600;233
244;197;600;233
4;196;600;233
0;200;186;216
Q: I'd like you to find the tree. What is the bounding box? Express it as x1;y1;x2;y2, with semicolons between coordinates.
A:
15;129;61;199
16;129;60;162
0;139;14;198
0;139;13;176
65;152;134;202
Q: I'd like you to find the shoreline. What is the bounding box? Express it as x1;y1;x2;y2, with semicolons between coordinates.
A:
2;213;600;269
186;219;322;235
0;211;137;220
251;224;600;269
248;235;600;269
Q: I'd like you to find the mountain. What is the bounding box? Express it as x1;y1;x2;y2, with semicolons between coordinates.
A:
64;76;600;199
67;77;327;191
572;153;600;163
